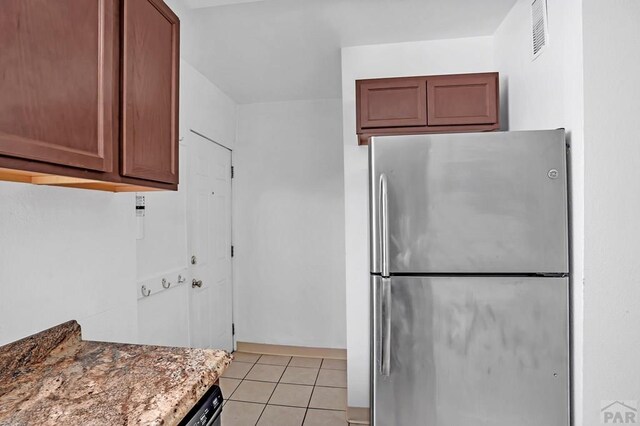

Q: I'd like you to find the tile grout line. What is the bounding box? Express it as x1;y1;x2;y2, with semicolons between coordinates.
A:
254;354;291;425
223;357;258;422
274;355;308;426
264;354;292;405
254;402;267;426
305;407;348;412
224;363;252;399
301;356;323;426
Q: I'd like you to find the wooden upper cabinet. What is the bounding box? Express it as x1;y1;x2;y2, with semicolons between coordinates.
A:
356;72;499;145
0;0;116;172
358;78;427;129
426;73;498;126
121;0;179;184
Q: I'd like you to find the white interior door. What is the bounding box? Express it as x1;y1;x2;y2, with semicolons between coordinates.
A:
187;132;233;351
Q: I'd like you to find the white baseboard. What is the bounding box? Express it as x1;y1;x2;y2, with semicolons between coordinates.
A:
235;341;347;360
347;406;370;425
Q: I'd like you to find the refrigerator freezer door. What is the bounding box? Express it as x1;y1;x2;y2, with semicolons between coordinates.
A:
371;275;569;426
370;130;569;274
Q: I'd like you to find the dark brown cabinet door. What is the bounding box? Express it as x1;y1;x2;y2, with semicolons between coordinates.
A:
122;0;179;184
426;73;498;126
0;0;116;172
358;78;427;130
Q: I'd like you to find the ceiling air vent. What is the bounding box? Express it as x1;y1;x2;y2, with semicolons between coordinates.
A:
531;0;549;60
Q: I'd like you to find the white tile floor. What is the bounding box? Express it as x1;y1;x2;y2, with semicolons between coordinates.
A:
220;352;348;426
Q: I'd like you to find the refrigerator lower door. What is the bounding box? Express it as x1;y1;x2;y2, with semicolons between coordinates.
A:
371;275;569;426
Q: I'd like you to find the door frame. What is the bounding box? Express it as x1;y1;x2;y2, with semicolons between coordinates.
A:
188;128;235;350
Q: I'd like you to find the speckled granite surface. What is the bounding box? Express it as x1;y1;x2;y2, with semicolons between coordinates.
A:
0;321;232;426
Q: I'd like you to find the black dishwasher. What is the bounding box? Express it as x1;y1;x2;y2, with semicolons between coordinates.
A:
178;385;223;426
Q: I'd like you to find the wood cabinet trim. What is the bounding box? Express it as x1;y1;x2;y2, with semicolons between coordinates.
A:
358;123;500;146
0;157;177;191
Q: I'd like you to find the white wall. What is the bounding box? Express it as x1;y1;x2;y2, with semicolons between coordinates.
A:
234;99;346;349
0;185;138;345
163;0;238;150
493;0;585;422
178;60;238;151
582;1;640;424
341;36;495;407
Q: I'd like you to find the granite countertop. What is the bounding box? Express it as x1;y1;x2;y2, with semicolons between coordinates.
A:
0;321;232;426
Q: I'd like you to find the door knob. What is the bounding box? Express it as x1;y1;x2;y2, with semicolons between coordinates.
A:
192;279;203;288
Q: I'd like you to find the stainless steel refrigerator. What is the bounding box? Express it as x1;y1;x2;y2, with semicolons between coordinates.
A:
369;129;570;426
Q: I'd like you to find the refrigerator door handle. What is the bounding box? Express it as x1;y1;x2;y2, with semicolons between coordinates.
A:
380;173;390;278
380;277;391;376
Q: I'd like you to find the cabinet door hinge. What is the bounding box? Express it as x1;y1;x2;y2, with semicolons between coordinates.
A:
231;245;234;258
232;323;236;336
231;166;234;179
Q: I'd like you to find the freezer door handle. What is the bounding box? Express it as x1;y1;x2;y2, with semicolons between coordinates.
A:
380;277;391;376
380;173;390;278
